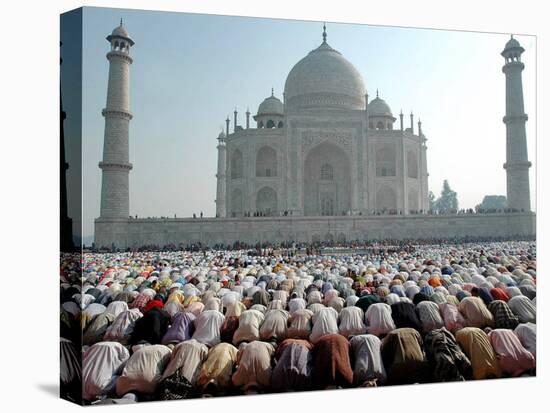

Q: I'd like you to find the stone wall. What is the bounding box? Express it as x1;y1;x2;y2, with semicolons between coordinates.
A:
95;212;535;249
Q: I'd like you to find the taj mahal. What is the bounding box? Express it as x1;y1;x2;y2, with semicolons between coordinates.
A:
95;22;535;249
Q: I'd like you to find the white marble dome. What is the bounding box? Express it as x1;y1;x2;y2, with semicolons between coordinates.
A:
257;94;284;115
284;41;366;111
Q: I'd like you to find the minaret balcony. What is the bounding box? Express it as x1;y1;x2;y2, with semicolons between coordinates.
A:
102;108;133;120
502;114;528;124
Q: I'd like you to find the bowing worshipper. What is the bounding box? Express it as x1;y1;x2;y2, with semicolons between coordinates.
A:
113;291;135;304
274;338;314;358
507;295;536;324
260;308;290;342
312;334;354;389
423;328;472;382
355;294;381;312
60;338;83;404
163;300;183;317
458;296;495;328
390;301;423;332
365;303;396;337
514;323;536;357
287;308;314;339
233;308;265;345
490;287;510;302
129;307;171;345
156;339;209;400
438;302;465;333
185;301;204;317
203;296;222;312
81;303;107;331
82;342;130;401
310;306;339;344
83;309;117;346
161;311;196;345
142;294;165;313
196;342;239;396
487;329;535;376
104;308;143;344
307;289;323;306
232;341;276;393
455;327;501;380
128;291;153;311
225;300;247;318
416;301;445;333
381;328;429;385
105;300;129;318
115;345;172;398
487;300;519;330
221;313;240;343
519;284;536;300
288;296;307;314
191;309;225;347
253;289;271;307
272;289;289;308
271;340;312;392
338;306;367;338
349;334;386;386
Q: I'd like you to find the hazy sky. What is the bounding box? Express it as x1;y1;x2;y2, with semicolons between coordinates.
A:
75;7;536;241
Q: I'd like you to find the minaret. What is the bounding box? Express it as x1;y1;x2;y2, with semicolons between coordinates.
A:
502;35;531;211
215;131;227;217
99;20;134;219
60;41;74;251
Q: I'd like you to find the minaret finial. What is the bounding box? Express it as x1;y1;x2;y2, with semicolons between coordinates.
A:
120;18;123;26
322;23;327;43
271;87;274;97
376;89;379;98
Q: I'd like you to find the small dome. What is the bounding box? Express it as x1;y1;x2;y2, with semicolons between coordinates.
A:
107;21;134;45
504;36;521;50
368;96;393;117
502;36;524;57
112;24;129;38
257;94;284;116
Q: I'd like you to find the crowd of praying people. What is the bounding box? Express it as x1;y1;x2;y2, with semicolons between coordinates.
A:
60;240;536;405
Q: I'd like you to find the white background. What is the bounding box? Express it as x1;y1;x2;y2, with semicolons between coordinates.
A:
0;0;547;412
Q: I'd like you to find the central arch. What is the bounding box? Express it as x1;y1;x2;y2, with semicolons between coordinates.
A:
303;142;351;216
256;186;278;215
256;146;277;177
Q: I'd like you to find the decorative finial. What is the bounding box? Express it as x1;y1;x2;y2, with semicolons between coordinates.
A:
376;89;379;98
322;23;327;43
271;87;274;97
400;109;403;115
511;34;514;39
120;18;123;26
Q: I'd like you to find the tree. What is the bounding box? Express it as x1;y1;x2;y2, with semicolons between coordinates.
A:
476;195;507;211
428;191;436;210
434;180;458;213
